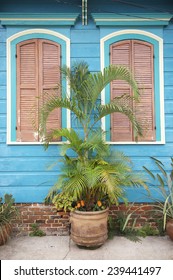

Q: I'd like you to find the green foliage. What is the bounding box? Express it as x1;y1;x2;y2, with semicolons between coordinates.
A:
52;192;74;212
46;149;148;211
140;224;159;236
29;223;46;237
143;157;173;230
0;194;18;244
39;61;147;211
108;215;144;242
0;194;18;225
39;62;142;145
108;213;159;243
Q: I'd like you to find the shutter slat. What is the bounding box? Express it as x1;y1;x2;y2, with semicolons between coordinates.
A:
42;41;61;87
133;41;153;85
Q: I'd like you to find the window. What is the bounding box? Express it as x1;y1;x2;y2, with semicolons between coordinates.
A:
101;30;164;144
16;39;61;142
7;29;70;144
110;39;155;142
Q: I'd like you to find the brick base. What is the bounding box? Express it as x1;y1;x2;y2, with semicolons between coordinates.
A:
12;203;160;237
13;203;70;237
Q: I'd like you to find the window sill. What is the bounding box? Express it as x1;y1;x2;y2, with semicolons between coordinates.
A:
106;141;165;145
6;141;66;145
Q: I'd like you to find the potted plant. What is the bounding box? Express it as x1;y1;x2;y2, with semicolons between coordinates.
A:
39;61;147;247
0;194;18;245
143;157;173;240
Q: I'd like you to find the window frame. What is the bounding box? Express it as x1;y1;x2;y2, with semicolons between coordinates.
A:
7;29;70;145
100;29;165;144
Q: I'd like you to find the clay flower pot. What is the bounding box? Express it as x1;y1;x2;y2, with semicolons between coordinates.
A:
70;208;109;248
166;219;173;241
0;223;12;246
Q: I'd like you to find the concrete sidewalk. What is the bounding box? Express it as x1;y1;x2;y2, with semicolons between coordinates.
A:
0;235;173;260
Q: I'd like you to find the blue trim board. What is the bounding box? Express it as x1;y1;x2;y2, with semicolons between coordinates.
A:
0;13;79;26
92;13;173;26
104;33;161;142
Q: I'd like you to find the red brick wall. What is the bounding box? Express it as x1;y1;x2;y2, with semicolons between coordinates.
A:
13;203;70;236
12;203;159;236
109;204;158;229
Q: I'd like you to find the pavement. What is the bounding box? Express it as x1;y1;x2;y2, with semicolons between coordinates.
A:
0;235;173;260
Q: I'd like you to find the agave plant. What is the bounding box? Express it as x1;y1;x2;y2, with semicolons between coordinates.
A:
39;61;147;210
143;157;173;230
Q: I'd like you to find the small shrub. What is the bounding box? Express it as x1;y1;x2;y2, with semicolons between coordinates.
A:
52;192;75;212
29;223;46;237
108;204;160;242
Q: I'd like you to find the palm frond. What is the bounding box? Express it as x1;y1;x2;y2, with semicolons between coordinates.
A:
61;61;90;95
81;130;110;157
97;94;143;136
61;61;92;114
43;128;84;156
39;96;84;137
81;65;139;107
143;166;156;180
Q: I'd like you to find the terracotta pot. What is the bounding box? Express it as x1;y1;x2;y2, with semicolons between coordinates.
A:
0;223;12;246
70;208;109;248
166;219;173;241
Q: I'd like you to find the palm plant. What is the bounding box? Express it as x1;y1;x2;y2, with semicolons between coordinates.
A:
0;194;18;245
39;61;147;211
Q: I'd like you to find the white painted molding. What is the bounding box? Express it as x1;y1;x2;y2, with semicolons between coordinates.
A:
7;29;71;145
100;29;165;144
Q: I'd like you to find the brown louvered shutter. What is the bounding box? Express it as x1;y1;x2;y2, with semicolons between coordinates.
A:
16;39;39;141
110;40;155;142
133;40;155;141
39;40;61;137
110;41;133;141
16;39;61;142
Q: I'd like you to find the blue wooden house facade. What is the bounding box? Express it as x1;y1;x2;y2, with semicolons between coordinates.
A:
0;0;173;203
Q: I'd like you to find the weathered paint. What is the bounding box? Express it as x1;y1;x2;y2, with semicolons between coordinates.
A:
0;0;173;203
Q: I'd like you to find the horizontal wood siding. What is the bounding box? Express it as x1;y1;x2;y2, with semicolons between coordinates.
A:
164;22;173;148
71;21;100;72
0;1;173;203
0;28;6;147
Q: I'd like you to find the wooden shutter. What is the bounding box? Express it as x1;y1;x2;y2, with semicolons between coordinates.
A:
133;40;155;141
39;40;61;137
110;41;133;141
16;39;61;142
16;39;39;142
110;40;155;142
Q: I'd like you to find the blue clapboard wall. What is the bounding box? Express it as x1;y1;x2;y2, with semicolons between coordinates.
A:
0;0;173;202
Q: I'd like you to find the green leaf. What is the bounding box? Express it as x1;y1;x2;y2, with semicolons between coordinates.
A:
143;166;155;179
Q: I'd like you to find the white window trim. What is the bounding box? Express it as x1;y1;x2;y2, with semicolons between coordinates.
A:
100;29;165;145
7;28;71;145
